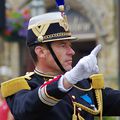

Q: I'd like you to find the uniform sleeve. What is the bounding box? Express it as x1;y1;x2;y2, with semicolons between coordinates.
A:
6;75;69;120
38;75;68;106
102;87;120;116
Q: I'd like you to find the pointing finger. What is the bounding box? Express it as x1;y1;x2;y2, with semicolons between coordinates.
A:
90;44;102;56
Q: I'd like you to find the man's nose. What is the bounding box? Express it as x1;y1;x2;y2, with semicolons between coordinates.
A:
68;47;75;55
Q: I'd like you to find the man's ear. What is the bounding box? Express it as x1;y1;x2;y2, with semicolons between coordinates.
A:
35;46;46;58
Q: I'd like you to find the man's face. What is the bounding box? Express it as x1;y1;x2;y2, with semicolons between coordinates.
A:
45;40;75;73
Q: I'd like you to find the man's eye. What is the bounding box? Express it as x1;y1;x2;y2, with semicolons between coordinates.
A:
60;44;65;47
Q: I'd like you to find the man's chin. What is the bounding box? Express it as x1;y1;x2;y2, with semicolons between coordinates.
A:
65;66;72;72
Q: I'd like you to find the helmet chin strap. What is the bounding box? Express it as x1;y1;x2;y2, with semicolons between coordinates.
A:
46;42;66;73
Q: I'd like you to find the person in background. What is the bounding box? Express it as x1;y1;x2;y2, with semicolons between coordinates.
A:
0;87;14;120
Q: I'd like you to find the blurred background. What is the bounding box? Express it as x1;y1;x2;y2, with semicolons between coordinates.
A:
0;0;120;119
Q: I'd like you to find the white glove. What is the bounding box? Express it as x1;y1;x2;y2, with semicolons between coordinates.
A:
64;44;102;84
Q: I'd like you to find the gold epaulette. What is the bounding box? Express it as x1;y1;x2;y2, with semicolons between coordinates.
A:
1;72;34;98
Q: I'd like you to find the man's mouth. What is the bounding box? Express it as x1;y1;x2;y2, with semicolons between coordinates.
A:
66;60;72;64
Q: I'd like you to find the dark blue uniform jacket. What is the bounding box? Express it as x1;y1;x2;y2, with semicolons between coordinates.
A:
6;73;120;120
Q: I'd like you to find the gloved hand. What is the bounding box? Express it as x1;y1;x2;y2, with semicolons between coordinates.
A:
64;44;102;84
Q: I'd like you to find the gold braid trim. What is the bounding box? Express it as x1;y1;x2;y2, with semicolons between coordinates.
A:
73;84;92;91
72;103;77;120
73;91;101;114
73;89;102;120
72;74;104;120
99;90;103;120
43;32;71;40
78;113;84;120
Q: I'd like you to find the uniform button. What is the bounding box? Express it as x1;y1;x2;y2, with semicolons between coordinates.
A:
78;107;82;111
72;95;76;99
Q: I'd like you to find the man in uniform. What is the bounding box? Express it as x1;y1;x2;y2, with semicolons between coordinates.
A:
1;11;120;120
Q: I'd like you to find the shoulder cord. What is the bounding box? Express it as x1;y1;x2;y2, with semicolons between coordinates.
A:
72;89;103;120
73;84;93;91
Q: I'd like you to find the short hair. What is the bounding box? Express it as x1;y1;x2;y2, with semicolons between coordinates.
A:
28;43;48;64
28;45;38;63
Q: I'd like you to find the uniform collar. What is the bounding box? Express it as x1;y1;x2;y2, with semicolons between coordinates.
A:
34;68;55;78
